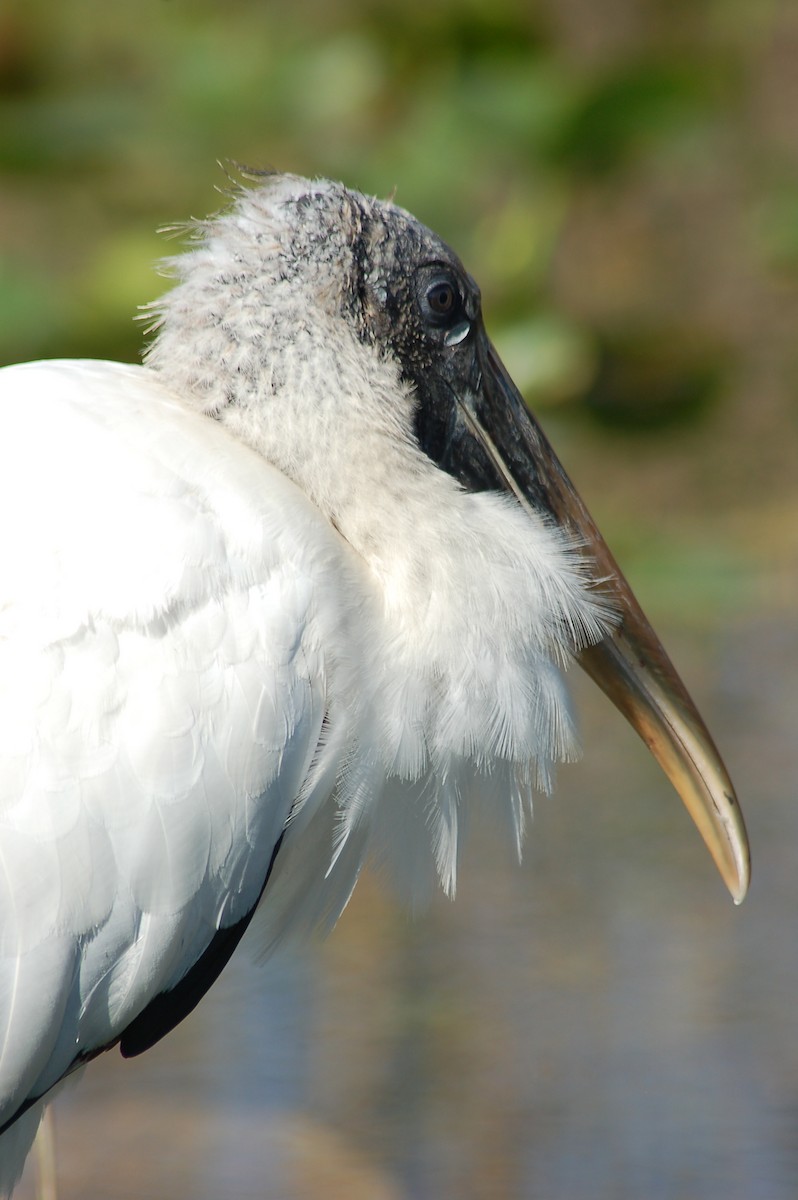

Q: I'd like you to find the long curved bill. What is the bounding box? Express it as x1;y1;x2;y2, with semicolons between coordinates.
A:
458;337;751;903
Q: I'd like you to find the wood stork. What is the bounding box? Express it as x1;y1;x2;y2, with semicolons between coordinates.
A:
0;171;749;1193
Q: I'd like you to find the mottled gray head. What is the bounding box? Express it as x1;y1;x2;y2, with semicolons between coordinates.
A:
146;174;490;484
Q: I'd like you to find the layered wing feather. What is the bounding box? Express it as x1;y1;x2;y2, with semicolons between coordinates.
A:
0;361;361;1153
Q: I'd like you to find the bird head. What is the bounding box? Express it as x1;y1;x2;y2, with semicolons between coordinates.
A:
145;171;750;903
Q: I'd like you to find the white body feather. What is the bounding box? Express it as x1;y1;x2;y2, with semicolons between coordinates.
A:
0;176;610;1192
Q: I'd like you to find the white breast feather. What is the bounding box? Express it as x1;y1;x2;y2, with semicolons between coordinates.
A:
0;344;610;1189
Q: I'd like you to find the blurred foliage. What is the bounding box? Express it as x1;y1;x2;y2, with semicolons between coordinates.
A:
0;0;796;613
584;329;728;431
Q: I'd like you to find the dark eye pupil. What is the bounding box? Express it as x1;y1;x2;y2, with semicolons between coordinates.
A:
428;281;455;314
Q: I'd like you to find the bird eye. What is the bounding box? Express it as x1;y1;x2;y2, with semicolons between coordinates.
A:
426;280;457;316
418;269;466;334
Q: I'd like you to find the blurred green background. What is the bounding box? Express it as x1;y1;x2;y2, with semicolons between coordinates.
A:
1;0;795;623
3;3;798;1199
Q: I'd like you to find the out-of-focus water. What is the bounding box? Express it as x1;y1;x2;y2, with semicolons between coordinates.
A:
16;612;798;1200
